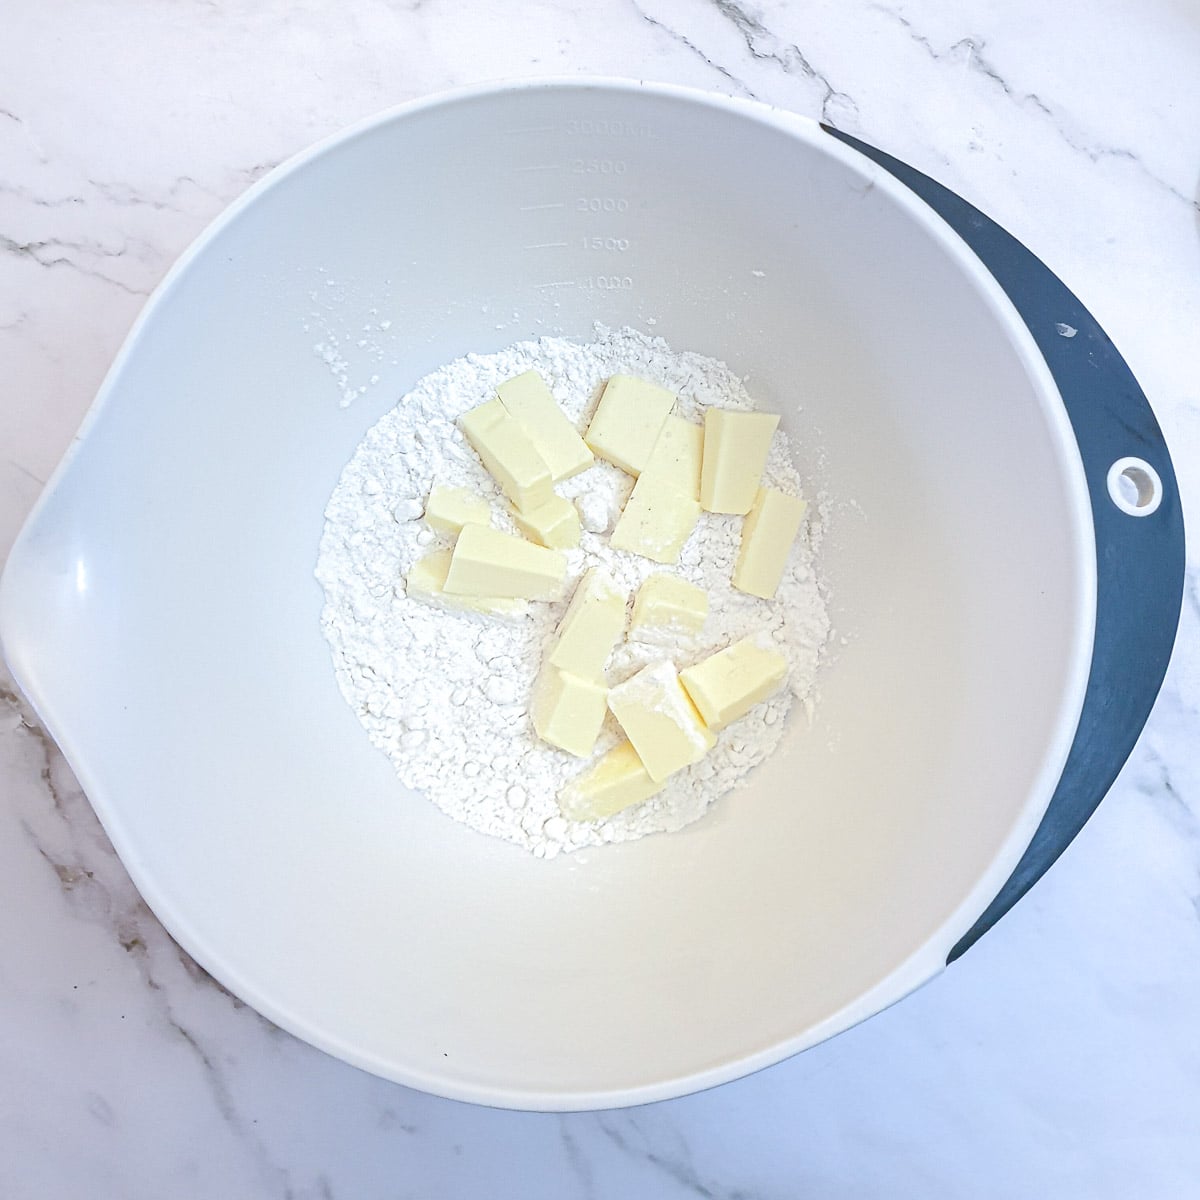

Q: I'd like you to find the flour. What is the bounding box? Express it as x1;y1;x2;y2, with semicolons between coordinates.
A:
315;326;831;857
304;270;395;408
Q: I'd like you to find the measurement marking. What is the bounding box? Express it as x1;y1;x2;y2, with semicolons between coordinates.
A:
519;201;566;212
524;241;569;250
503;126;558;135
513;163;561;172
532;280;576;289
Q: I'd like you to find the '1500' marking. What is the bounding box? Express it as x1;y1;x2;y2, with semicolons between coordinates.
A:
582;236;630;252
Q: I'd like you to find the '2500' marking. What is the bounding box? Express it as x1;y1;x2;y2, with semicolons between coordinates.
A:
571;158;627;175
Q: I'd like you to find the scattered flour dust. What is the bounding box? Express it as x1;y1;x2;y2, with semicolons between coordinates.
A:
315;326;831;858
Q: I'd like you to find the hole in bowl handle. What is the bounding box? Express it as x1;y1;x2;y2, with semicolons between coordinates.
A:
1107;457;1163;517
821;126;1186;962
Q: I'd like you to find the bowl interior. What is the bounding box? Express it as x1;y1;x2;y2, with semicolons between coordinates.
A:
0;83;1093;1107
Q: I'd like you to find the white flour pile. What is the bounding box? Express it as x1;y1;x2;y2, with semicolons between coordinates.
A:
316;326;830;857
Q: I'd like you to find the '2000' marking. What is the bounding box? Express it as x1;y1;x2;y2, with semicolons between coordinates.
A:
576;197;630;213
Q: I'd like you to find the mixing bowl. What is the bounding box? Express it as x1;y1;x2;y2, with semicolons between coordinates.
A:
0;80;1183;1108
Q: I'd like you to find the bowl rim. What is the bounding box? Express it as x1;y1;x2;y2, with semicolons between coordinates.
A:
0;76;1097;1110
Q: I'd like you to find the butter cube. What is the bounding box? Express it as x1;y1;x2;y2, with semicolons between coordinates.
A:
585;375;676;476
630;574;709;641
609;475;701;565
496;370;594;482
511;492;581;549
424;484;491;536
680;634;789;730
531;665;608;758
548;568;627;679
609;414;705;563
459;398;554;511
558;740;664;821
607;661;715;783
405;549;528;619
700;410;781;514
443;523;566;601
733;487;807;599
640;417;704;500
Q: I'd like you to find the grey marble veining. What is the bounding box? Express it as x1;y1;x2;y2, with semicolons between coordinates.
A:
2;0;1198;1196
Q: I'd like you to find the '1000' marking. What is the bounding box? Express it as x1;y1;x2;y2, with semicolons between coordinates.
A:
580;275;634;290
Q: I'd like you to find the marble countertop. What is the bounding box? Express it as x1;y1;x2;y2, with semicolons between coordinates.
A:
2;1;1198;1196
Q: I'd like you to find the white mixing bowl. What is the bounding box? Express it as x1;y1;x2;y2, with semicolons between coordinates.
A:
0;81;1096;1108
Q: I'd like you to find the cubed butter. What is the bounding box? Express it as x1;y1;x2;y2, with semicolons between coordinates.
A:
585;375;676;476
680;634;789;730
558;740;664;822
609;475;701;565
630;573;709;641
547;567;627;679
459;398;554;511
700;410;780;514
531;665;608;758
640;416;704;500
423;484;491;536
607;661;715;783
405;549;528;619
510;492;581;550
443;523;566;601
496;370;594;482
732;487;807;599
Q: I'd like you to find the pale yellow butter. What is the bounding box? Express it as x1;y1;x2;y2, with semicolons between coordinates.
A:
732;487;807;599
405;549;528;619
609;475;701;565
547;567;627;679
680;634;789;730
640;416;704;500
459;398;554;511
510;493;581;550
424;484;491;536
443;523;566;601
700;410;781;514
531;665;609;758
496;370;594;483
609;414;705;563
607;660;715;783
558;740;663;822
584;375;676;476
630;573;709;641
